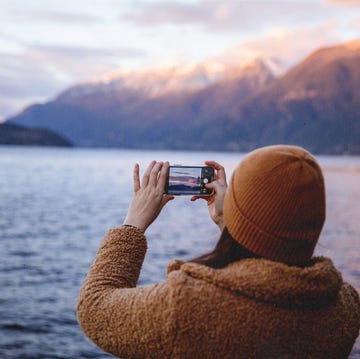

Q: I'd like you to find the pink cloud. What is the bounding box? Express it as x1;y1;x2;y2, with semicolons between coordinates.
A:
215;22;341;68
328;0;360;6
123;1;331;32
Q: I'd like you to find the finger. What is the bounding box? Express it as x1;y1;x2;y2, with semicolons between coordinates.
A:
157;161;169;191
204;160;223;170
149;161;163;186
205;160;227;185
133;163;140;192
199;182;219;200
161;194;175;207
205;181;216;189
190;195;211;203
205;160;226;177
142;160;156;187
206;181;224;195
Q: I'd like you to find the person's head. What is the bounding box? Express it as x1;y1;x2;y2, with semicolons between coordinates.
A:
191;145;326;268
224;145;326;265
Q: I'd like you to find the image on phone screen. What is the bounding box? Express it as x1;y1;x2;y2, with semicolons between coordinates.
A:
166;166;214;195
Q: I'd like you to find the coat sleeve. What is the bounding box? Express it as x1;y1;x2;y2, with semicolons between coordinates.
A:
77;226;179;359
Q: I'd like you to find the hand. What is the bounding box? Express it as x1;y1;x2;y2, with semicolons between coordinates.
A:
123;161;174;232
191;161;227;231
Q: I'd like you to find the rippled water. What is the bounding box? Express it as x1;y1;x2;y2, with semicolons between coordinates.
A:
0;146;359;358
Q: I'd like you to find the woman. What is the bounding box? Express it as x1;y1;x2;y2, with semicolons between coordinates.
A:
77;145;360;358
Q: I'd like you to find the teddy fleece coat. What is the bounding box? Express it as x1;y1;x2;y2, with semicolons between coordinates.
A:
77;226;360;359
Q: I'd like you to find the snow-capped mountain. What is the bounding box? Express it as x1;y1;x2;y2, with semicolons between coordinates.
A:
56;57;283;102
6;40;360;154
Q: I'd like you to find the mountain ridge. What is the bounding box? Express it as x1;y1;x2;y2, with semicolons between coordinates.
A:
56;57;282;102
5;40;360;154
225;39;360;153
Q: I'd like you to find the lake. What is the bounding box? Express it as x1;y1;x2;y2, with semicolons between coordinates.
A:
0;146;359;358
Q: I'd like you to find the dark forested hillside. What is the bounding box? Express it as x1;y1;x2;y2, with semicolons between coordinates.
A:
0;122;72;147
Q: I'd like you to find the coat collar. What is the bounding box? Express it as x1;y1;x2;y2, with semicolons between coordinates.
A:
167;257;342;308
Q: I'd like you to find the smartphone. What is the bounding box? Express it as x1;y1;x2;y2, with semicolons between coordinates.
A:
165;165;215;196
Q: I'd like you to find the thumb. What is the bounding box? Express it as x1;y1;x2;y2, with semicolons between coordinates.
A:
205;181;218;193
161;195;175;208
206;180;225;193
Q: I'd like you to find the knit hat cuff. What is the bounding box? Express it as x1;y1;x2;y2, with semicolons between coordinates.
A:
225;195;316;264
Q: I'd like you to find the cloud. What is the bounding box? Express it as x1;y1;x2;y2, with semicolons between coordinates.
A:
0;43;147;120
14;9;104;25
0;40;147;86
0;97;37;121
3;1;108;25
124;1;208;26
123;0;332;32
31;44;146;63
0;51;62;120
0;52;60;96
30;10;104;25
327;0;360;6
213;22;341;68
27;44;148;81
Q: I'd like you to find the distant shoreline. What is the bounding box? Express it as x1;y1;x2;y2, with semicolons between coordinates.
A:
1;143;360;158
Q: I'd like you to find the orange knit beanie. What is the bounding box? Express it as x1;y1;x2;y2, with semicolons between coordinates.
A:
223;145;326;264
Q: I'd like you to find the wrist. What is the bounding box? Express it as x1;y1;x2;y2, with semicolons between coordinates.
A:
123;218;146;232
216;217;225;232
123;223;141;231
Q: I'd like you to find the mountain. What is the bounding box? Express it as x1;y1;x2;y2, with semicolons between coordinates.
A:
225;39;360;154
6;58;279;149
0;122;72;147
5;40;360;154
60;57;283;100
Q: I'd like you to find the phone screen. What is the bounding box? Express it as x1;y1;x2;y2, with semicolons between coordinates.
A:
165;166;214;195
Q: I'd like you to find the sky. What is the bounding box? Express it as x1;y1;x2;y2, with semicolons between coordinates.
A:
1;0;360;121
